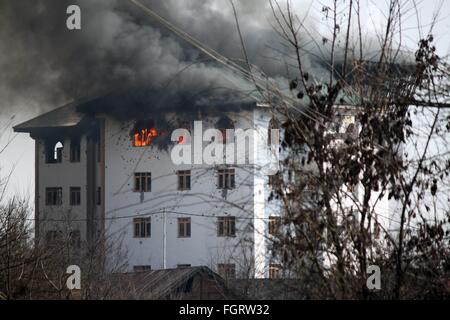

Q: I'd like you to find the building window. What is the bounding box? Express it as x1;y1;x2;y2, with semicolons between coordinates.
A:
269;264;282;279
268;172;282;188
177;170;191;191
70;187;81;206
218;264;236;279
133;265;152;272
45;230;62;246
268;118;280;146
133;217;151;238
218;169;235;189
96;187;102;205
177;264;191;268
134;172;151;192
178;217;191;238
217;216;236;237
132;119;158;147
268;216;281;235
45;141;64;163
70;138;80;162
69;230;81;248
46;187;62;206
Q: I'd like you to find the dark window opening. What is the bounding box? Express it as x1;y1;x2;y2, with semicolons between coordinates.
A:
70;138;81;162
45;140;64;163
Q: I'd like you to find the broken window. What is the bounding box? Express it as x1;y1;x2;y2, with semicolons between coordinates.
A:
218;169;235;189
70;187;81;206
45;140;64;163
178;217;191;238
133;217;151;238
131;119;158;147
70;138;80;162
217;216;236;237
134;172;151;192
217;264;236;279
177;170;191;191
46;187;62;206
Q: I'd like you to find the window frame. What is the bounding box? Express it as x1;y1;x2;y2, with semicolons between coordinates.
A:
268;216;281;236
177;170;191;191
69;187;81;206
133;217;151;238
217;169;235;190
217;216;236;237
178;217;191;238
134;172;152;192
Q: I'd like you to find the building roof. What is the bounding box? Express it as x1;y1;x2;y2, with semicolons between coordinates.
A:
13;100;89;133
111;266;233;299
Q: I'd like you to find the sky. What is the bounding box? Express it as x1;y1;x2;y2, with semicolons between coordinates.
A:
1;0;450;203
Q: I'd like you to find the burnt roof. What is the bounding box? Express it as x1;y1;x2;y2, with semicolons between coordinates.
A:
13;85;260;133
13;101;86;133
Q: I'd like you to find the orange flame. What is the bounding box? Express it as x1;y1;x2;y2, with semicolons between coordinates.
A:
133;128;158;147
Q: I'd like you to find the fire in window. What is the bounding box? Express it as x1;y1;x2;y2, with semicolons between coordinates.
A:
131;119;158;147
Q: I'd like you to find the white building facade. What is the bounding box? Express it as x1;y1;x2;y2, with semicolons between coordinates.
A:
14;95;281;279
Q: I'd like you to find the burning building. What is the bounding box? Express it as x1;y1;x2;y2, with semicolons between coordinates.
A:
13;86;282;279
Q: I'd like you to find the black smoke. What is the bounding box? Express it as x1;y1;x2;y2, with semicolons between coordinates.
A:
0;0;312;113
